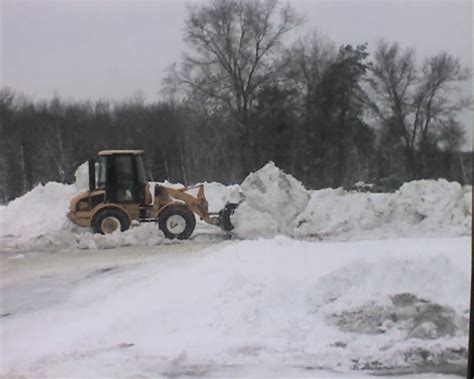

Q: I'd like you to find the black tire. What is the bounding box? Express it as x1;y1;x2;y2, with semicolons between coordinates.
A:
158;204;196;240
219;202;239;231
92;208;130;235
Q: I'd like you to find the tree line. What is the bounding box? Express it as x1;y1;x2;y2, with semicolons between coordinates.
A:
0;0;471;203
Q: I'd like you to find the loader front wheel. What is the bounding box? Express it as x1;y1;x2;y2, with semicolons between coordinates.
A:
158;205;196;240
92;208;130;235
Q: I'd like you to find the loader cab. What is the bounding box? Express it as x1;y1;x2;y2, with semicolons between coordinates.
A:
92;150;148;204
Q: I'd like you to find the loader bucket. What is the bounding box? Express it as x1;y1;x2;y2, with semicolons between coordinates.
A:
219;202;239;231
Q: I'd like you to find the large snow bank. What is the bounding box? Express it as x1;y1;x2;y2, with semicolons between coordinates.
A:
0;162;90;243
232;162;471;240
294;179;471;240
1;237;469;376
0;161;471;250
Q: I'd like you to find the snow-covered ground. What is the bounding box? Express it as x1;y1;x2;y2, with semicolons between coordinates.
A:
0;162;471;378
1;237;469;378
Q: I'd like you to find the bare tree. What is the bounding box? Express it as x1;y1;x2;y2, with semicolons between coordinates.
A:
367;40;469;179
283;33;337;108
180;0;301;119
281;33;337;180
165;0;302;171
0;88;17;200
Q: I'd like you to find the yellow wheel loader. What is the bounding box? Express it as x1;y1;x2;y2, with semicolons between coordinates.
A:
69;150;237;239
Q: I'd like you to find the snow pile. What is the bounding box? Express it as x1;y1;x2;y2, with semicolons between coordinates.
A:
309;254;469;352
309;254;468;314
232;162;310;238
309;253;469;373
76;223;164;249
393;180;470;234
1;237;469;377
0;161;471;249
294;179;471;240
232;162;471;240
0;182;77;241
30;223;165;250
0;162;91;245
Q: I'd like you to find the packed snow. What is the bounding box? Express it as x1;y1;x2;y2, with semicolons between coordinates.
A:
1;237;469;377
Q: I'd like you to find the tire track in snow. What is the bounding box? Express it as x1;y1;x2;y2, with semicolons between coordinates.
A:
0;240;234;287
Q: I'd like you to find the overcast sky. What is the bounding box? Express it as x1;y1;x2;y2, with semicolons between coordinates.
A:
1;0;472;144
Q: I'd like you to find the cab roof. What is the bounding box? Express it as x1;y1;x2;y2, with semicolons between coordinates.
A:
98;150;144;156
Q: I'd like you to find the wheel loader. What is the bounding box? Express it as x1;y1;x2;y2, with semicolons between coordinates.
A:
68;150;237;239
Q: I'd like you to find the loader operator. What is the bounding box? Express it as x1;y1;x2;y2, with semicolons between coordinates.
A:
97;154;146;204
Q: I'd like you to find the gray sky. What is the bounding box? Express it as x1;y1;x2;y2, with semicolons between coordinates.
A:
1;0;472;145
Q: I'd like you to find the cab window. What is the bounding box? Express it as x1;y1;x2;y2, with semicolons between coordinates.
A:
97;156;107;189
115;155;136;202
135;156;147;185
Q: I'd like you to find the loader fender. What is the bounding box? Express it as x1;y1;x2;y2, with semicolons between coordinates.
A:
155;201;187;217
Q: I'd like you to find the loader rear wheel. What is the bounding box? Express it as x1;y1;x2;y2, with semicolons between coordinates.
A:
92;208;130;235
158;205;195;240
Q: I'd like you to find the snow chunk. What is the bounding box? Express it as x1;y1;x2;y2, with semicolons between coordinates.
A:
231;203;278;239
232;162;310;238
156;181;240;213
196;182;240;213
76;223;164;249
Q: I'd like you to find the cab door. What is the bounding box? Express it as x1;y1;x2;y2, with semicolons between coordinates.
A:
106;154;145;204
